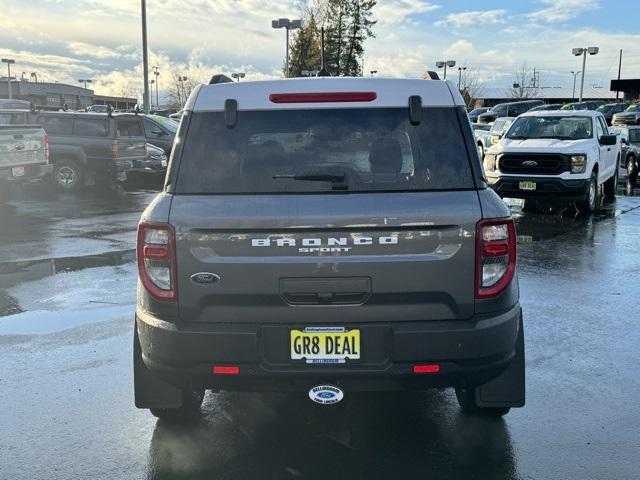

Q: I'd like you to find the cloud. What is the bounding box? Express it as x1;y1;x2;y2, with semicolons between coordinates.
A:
375;0;440;24
67;42;121;59
435;9;507;27
527;0;600;23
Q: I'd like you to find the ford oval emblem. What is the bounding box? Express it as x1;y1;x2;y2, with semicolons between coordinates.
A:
14;144;25;151
190;272;220;285
522;160;538;167
309;385;344;405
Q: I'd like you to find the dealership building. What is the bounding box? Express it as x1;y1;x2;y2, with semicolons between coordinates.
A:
0;79;137;110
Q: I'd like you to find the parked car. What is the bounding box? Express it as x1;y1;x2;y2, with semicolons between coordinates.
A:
560;100;603;111
150;108;180;118
596;103;629;125
611;126;640;182
130;142;168;175
134;77;525;421
86;105;109;113
488;117;516;146
142;114;178;154
0;124;53;202
0;98;31;110
468;107;490;123
529;104;563;112
484;110;619;212
31;111;146;190
472;123;491;159
477;99;543;124
611;104;640;126
169;111;183;122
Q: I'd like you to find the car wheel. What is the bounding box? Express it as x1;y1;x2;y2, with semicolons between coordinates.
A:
455;388;511;417
477;143;484;160
627;155;638;182
603;160;619;198
150;389;206;421
576;172;600;213
53;159;84;191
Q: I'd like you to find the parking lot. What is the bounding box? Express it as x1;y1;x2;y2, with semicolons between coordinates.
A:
1;182;639;480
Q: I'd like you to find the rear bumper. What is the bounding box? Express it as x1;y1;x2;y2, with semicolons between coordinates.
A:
0;163;53;183
488;175;590;201
136;305;522;392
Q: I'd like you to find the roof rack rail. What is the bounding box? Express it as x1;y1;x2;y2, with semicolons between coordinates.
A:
425;71;440;80
210;74;234;85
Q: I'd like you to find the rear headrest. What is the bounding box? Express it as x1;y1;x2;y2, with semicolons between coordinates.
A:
369;138;403;174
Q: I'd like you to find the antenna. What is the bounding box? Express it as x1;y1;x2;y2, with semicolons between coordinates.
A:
317;26;330;77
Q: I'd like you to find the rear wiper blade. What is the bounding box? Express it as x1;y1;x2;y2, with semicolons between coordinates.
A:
273;173;346;183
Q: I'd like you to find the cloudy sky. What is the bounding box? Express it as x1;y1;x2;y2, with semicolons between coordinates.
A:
1;0;639;102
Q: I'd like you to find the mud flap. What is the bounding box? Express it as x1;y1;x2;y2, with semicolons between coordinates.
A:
134;324;183;409
475;311;525;408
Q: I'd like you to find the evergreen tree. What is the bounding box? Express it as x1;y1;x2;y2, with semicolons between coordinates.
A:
341;0;377;76
287;13;322;77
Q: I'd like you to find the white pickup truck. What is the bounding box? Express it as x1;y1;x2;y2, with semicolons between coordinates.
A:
484;110;619;212
0;124;53;202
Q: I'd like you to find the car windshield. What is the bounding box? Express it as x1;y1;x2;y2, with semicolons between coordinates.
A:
626;104;640;111
175;107;475;194
149;115;178;133
505;116;593;140
490;118;513;135
629;129;640;142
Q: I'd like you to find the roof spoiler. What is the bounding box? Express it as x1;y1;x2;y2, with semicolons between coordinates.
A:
210;74;234;85
424;71;440;80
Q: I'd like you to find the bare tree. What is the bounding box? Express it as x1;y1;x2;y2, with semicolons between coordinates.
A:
166;71;198;108
458;68;483;108
510;63;540;99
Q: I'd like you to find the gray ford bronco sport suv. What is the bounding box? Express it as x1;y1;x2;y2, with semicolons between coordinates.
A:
135;77;525;420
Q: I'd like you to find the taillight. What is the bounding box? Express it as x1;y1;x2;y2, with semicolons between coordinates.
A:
269;92;377;103
44;133;49;162
475;218;516;298
111;141;118;158
137;223;177;301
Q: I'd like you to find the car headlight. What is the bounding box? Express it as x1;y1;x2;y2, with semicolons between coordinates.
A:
570;155;587;174
484;153;497;172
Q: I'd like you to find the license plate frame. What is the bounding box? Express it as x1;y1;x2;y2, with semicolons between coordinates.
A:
290;327;360;364
12;166;25;177
519;180;537;191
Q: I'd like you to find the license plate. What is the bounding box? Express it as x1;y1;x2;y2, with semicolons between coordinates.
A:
519;181;536;191
290;327;360;364
12;166;25;177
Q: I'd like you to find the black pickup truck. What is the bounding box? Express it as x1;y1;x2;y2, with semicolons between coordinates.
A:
0;109;146;190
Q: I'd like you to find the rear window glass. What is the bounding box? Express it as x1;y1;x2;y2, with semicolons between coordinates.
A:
74;117;109;137
38;115;73;134
174;107;475;194
0;112;26;124
116;118;144;137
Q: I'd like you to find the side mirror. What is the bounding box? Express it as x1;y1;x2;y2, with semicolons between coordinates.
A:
599;135;617;146
151;129;165;136
621;138;628;145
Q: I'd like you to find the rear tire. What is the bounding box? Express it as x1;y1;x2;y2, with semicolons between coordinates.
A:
455;388;511;417
150;389;206;421
477;143;485;160
627;155;638;182
576;172;600;213
53;159;84;191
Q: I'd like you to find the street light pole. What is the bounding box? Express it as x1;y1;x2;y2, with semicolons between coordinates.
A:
272;18;302;78
572;47;598;102
457;66;467;90
78;79;93;89
435;60;456;80
571;71;581;100
2;58;16;99
153;66;160;107
141;0;150;113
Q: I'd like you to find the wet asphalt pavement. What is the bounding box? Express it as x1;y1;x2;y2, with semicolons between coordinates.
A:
1;181;639;480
